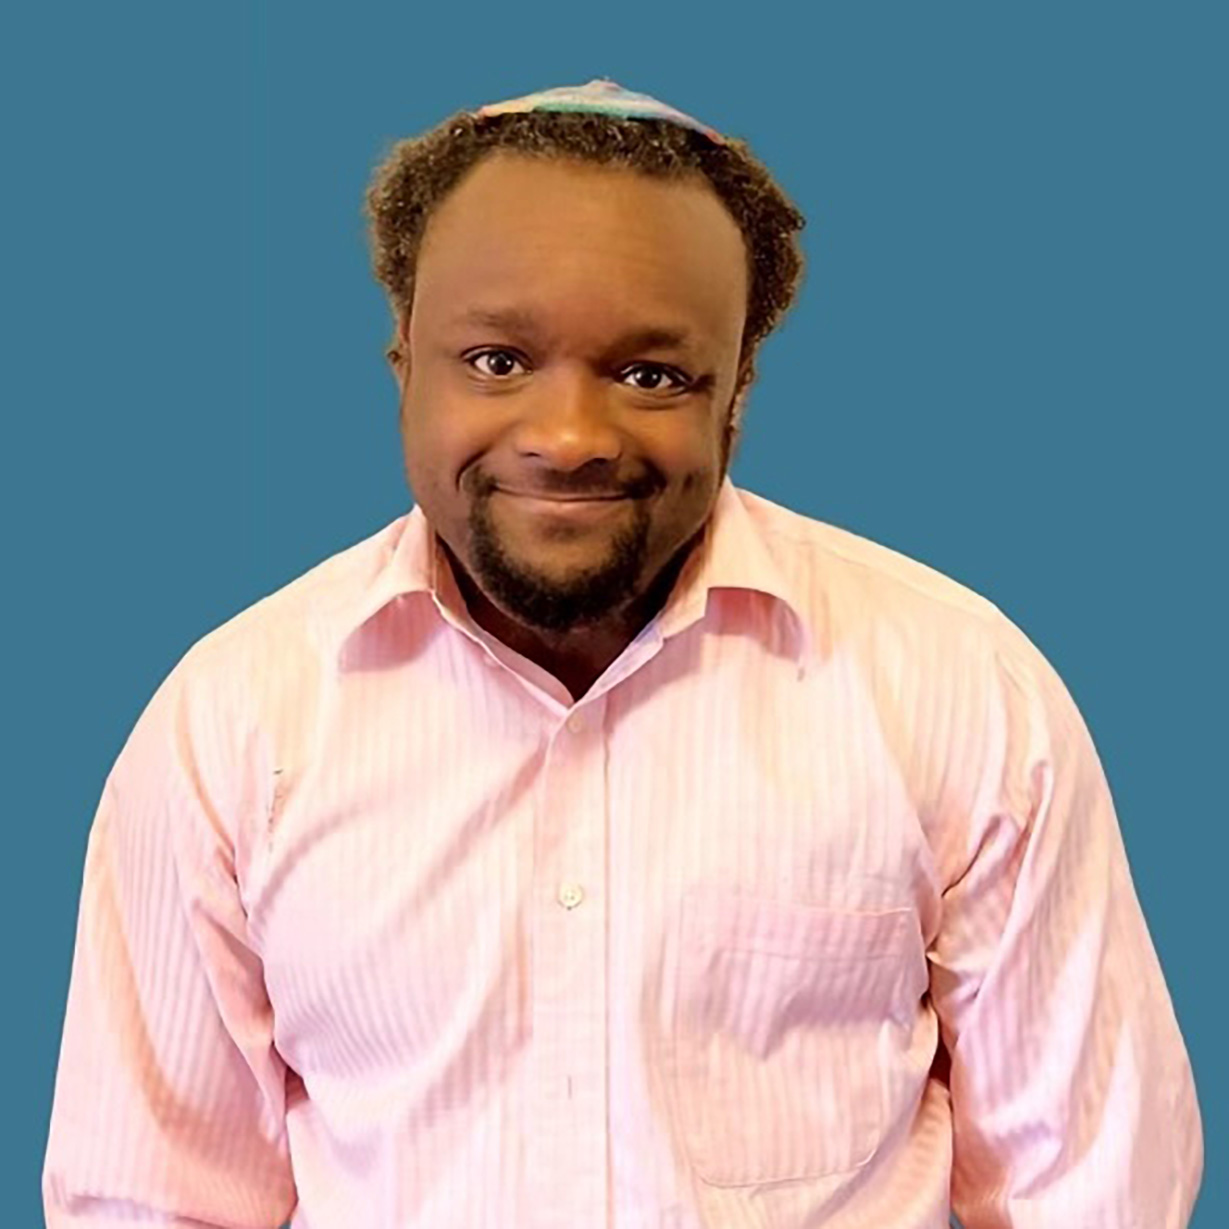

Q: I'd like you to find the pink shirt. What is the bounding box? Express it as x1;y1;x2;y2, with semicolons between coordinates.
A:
43;478;1203;1228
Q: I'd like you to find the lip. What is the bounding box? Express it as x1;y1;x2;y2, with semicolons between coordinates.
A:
495;490;630;520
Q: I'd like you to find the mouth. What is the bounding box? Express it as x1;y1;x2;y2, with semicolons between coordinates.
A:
494;490;630;521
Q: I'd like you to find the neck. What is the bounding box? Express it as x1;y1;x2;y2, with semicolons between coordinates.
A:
444;533;702;701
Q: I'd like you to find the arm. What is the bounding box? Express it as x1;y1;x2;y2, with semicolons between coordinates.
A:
929;636;1202;1228
43;655;297;1228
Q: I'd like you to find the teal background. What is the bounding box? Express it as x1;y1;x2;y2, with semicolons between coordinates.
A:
9;3;1223;1225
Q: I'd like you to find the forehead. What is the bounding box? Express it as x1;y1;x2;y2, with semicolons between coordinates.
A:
412;152;748;345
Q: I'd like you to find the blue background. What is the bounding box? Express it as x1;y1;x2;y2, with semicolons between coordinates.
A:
9;3;1223;1225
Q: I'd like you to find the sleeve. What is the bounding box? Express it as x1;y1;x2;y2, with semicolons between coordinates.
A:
927;635;1203;1229
42;653;299;1228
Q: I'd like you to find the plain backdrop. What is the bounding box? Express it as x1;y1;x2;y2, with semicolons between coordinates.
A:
8;3;1224;1226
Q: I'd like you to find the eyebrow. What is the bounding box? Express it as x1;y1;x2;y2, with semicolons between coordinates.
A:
451;307;697;355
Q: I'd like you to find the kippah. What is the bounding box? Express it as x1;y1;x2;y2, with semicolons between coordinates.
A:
472;78;726;146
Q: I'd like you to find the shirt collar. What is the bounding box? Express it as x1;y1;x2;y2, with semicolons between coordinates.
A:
330;475;813;669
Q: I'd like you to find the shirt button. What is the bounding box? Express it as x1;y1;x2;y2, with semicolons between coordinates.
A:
566;713;586;734
558;882;585;910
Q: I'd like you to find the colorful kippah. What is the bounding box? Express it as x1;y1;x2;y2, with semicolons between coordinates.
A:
472;78;726;145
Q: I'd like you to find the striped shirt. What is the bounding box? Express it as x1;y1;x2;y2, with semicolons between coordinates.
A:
43;476;1203;1227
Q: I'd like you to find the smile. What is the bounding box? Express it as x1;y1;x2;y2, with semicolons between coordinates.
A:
495;491;630;520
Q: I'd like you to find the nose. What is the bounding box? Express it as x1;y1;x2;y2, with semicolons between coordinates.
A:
511;366;623;471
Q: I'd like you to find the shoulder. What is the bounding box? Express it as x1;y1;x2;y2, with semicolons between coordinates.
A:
737;485;1008;636
189;515;406;675
137;515;411;750
735;484;1072;714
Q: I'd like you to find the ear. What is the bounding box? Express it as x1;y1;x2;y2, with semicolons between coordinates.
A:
732;355;756;417
387;310;412;391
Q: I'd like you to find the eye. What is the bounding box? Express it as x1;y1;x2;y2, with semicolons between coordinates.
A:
465;349;528;378
619;363;691;392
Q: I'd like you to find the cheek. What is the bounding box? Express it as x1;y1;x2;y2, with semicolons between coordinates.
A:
657;419;728;487
400;381;477;488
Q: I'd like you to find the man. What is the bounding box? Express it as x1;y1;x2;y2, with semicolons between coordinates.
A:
43;80;1202;1228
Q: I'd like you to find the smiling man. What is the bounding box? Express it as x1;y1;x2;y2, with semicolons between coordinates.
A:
393;147;751;699
44;81;1202;1228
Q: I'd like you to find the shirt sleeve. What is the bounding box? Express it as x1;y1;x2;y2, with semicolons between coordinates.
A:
928;634;1203;1229
42;654;298;1228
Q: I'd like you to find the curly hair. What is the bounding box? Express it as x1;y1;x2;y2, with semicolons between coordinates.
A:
364;108;807;397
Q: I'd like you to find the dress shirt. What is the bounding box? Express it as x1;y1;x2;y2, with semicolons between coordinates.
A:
43;477;1203;1228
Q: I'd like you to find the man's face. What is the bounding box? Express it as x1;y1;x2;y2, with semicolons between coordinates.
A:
394;151;749;636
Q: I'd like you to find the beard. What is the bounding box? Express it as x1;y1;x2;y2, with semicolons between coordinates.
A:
466;492;654;635
452;399;738;637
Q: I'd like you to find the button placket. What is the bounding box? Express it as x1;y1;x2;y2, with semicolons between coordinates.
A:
527;699;610;1226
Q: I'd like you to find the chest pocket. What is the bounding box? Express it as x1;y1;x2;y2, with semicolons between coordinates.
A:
668;888;918;1187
